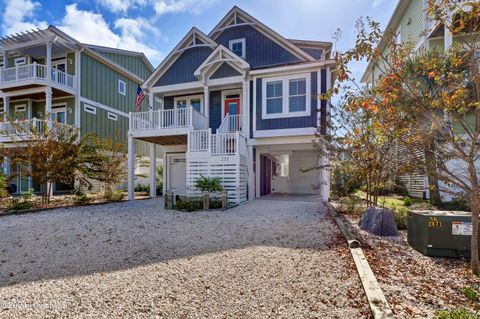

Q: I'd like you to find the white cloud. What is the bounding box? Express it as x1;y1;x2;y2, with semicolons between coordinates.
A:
152;0;218;16
96;0;147;13
57;4;162;64
372;0;384;8
1;0;47;35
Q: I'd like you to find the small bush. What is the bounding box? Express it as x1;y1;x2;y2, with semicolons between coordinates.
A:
403;197;412;207
7;198;32;211
175;196;223;212
435;308;480;319
134;184;150;192
331;163;361;197
175;196;203;212
194;175;223;192
0;173;7;198
73;193;92;205
463;286;478;302
393;207;409;230
104;190;124;202
441;198;471;212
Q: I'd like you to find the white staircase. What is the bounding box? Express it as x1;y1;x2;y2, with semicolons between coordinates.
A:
186;125;248;204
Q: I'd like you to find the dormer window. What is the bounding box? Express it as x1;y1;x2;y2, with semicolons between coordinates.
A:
229;38;246;59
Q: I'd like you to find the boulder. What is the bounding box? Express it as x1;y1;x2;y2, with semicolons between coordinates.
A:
359;206;398;237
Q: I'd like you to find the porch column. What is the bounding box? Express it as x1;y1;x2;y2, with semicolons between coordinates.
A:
162;151;167;195
203;86;209;118
3;96;9;121
45;87;52;127
127;136;136;201
444;14;453;51
242;79;248;135
3;156;10;177
247;145;254;200
149;143;157;198
319;155;330;202
46;42;52;81
1;50;6;69
255;147;261;198
148;90;154;110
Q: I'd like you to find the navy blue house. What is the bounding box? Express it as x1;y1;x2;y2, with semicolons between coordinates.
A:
127;6;335;203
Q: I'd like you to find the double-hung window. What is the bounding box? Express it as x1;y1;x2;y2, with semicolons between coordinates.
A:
229;38;246;59
266;81;283;115
262;73;311;119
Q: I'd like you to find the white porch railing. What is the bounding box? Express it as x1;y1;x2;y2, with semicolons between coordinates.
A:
0;63;75;90
0;118;72;141
0;118;46;136
130;107;209;131
217;113;242;133
188;129;247;156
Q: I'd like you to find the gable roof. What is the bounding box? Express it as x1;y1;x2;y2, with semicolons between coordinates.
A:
143;27;217;89
208;6;316;62
83;43;154;72
0;25;153;83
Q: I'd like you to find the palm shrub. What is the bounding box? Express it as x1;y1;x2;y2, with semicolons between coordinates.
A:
194;175;224;192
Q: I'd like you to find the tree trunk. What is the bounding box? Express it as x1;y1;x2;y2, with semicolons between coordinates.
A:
469;161;480;274
424;137;441;206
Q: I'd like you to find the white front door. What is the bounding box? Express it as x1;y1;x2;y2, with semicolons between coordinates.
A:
168;154;187;195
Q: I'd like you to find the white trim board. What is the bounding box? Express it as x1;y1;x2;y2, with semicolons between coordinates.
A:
79;97;129;118
253;127;316;138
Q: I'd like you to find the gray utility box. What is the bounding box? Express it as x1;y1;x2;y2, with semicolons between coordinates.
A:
408;210;479;258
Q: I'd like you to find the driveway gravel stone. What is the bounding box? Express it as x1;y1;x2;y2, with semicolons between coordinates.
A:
0;197;370;318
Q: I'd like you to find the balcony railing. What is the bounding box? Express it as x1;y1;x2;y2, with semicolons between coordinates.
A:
0;118;71;142
0;63;75;90
129;107;209;132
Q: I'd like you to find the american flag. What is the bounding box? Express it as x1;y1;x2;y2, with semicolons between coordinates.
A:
135;85;145;112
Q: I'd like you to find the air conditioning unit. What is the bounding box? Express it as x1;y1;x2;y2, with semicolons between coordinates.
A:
408;210;480;258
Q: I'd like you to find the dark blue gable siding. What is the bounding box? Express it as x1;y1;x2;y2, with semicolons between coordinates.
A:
215;25;301;69
256;72;318;131
155;47;212;86
300;47;323;60
210;63;241;79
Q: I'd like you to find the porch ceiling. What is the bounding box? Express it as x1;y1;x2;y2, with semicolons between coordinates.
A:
137;135;188;146
2;86;73;101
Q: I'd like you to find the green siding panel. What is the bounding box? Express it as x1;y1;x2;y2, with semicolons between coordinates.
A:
93;49;152;80
80;53;149;113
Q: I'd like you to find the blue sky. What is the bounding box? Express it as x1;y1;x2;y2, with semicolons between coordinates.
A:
0;0;397;80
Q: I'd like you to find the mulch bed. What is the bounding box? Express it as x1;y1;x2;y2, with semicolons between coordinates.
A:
333;202;480;318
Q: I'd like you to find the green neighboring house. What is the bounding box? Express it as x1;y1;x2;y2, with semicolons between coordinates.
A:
0;26;154;194
361;0;479;202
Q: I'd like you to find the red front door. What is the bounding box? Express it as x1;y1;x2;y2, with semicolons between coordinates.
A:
224;98;241;131
224;98;240;116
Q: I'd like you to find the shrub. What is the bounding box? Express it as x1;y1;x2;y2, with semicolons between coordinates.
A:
393;207;409;230
134;184;150;192
175;196;203;212
7;198;32;211
175;196;223;212
194;175;223;192
331;163;361;197
104;190;124;202
156;183;163;196
463;286;478;302
403;197;412;207
0;173;8;199
73;193;92;205
435;308;480;319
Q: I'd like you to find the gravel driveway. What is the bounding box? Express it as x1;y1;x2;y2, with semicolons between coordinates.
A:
0;197;369;318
